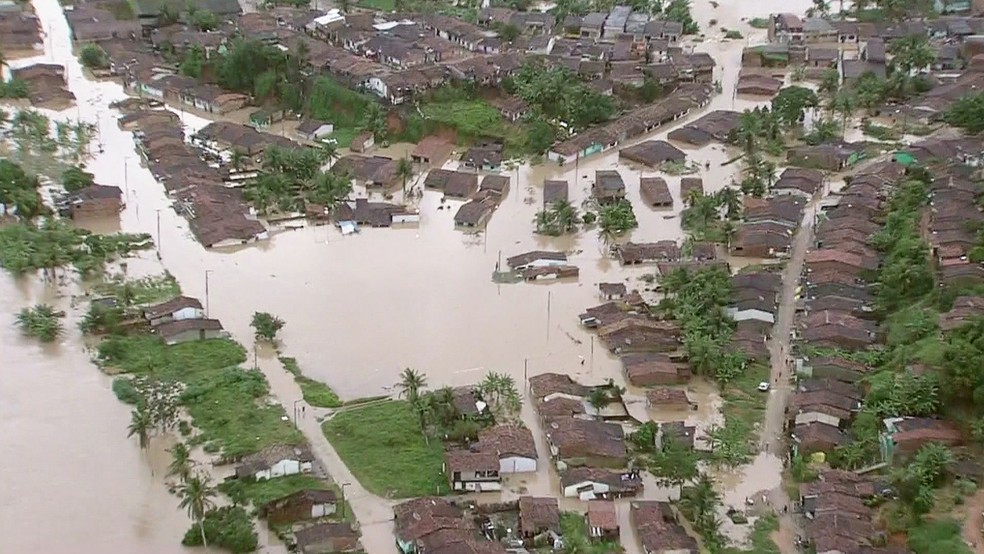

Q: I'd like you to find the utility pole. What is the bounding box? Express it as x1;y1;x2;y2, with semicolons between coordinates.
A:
155;209;162;257
590;336;595;372
204;270;213;317
523;358;528;383
340;482;351;518
546;291;551;342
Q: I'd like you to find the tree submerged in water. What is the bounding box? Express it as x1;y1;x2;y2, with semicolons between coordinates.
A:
15;304;64;342
251;311;285;342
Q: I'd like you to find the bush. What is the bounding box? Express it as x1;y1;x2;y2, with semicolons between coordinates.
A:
79;44;109;70
112;377;142;404
16;304;64;342
724;29;743;39
749;17;769;29
251;312;285;341
182;506;258;553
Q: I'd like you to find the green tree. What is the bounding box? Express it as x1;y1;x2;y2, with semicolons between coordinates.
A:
650;436;699;489
526;119;555;154
396;157;413;196
771;86;819;127
362;103;387;142
127;406;153;449
397;367;428;404
61;166;94;192
819;68;840;98
807;0;830;16
179;45;206;78
250;311;285;341
177;473;218;548
168;442;195;482
889;34;934;76
79;44;108;69
191;9;218;30
16;304;64;342
832;89;856;136
945;92;984;134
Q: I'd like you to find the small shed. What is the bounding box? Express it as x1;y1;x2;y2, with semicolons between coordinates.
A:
350;131;375;153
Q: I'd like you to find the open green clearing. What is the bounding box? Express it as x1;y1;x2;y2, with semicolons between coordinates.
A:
101;335;302;457
280;357;342;408
722;514;780;554
322;400;448;498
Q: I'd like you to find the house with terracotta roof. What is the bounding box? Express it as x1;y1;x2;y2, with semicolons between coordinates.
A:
586;500;619;542
443;449;501;492
518;496;560;545
477;425;538;474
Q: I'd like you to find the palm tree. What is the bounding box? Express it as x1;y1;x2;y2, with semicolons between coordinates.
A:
320;141;338;167
587;388;612;415
177;473;217;547
889;34;934;76
832;90;856;137
231;148;247;172
397;368;427;404
715;188;741;220
127;406;152;449
118;282;137;307
684;188;703;209
362;103;387;142
806;0;829;17
396;157;413;197
552;200;579;234
167;442;194;482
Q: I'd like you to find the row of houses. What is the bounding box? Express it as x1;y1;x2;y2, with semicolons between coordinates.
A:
730;194;806;259
9;63;76;110
0;2;42;58
117;105;269;247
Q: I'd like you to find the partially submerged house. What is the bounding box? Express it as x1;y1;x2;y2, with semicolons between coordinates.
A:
63;184;124;218
640;177;673;208
477;425;538;474
560;467;643;499
619;140;686;168
443;449;502;492
262;489;338;526
543;418;627;468
593;170;626;203
154;318;226;345
235;444;314;480
587;500;619;542
294;522;362;554
518;496;560;545
630;501;698;554
142;296;205;326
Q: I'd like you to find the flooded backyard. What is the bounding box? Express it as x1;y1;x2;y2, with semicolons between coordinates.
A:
0;0;820;550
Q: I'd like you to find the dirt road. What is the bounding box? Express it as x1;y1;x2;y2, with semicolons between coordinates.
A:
759;201;819;553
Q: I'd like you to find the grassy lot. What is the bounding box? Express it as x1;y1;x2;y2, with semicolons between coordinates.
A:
322;400;449;498
907;518;971;554
419;99;527;154
221;474;327;507
94;273;181;305
357;0;395;9
722;514;780;554
559;512;623;554
99;335;303;457
279;357;342;408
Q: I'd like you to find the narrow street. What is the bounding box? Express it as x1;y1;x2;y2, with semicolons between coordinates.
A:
760;200;819;553
254;354;397;554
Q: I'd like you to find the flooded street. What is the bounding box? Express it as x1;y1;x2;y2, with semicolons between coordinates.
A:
0;0;821;550
0;275;194;551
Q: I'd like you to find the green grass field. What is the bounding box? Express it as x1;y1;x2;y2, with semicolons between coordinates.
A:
322;400;449;498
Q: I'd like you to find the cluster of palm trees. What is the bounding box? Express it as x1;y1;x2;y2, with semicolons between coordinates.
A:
660;266;746;385
475;371;521;420
534;199;580;236
169;443;218;549
396;368;523;435
679;473;725;550
126;385;218;547
680;188;739;245
242;144;352;215
125;378;183;450
597;199;638;245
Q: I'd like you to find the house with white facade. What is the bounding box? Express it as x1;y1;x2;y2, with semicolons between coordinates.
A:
142;296;205;327
235;444;315;480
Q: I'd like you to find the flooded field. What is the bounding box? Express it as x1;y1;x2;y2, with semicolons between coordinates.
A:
0;0;819;550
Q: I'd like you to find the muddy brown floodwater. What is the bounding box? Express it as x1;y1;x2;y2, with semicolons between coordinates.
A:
0;0;816;550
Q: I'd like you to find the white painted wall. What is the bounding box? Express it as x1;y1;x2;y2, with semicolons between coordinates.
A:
312;503;336;518
499;456;537;474
562;481;610;498
172;306;205;322
254;459;313;480
392;213;420;224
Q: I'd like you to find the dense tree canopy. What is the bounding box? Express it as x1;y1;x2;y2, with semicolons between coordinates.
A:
509;63;616;132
